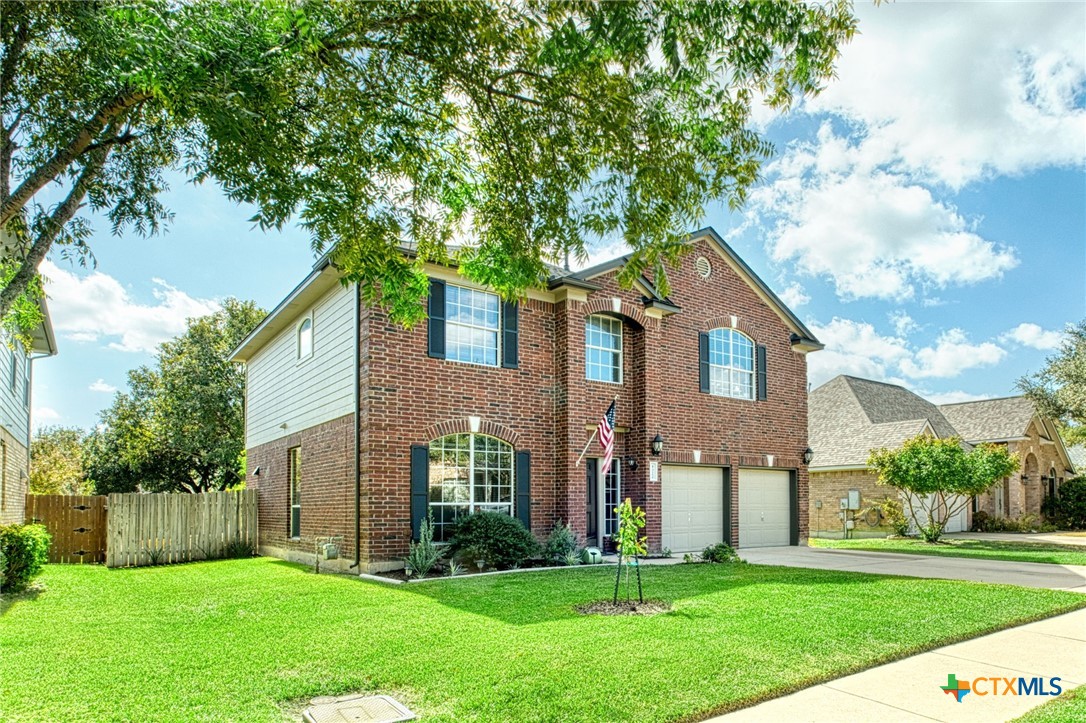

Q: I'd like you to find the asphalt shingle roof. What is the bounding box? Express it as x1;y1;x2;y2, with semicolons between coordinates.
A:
937;396;1037;443
809;376;962;468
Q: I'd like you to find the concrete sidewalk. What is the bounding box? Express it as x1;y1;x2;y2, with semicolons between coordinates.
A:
739;546;1086;592
708;608;1086;722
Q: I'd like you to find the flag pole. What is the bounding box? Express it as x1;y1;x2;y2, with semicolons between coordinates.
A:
575;394;620;467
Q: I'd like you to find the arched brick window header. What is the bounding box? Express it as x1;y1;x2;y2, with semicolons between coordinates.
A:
421;418;522;447
703;315;758;341
582;297;652;330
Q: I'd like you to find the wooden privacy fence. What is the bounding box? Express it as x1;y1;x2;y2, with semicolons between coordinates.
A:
25;495;108;563
106;490;258;568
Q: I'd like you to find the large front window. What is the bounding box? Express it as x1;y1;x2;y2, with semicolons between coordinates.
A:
586;315;622;383
708;328;754;399
446;285;500;366
429;433;514;541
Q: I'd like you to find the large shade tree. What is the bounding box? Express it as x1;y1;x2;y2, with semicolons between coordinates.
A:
29;425;89;495
1;0;856;329
1019;321;1085;445
83;299;265;494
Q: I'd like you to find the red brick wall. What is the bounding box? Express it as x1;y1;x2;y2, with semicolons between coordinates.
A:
246;413;355;563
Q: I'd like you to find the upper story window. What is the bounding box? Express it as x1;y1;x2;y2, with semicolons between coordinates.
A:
708;328;754;400
585;315;622;383
297;317;313;360
446;284;500;366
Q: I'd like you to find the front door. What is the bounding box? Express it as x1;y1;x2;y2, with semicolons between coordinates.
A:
585;459;598;547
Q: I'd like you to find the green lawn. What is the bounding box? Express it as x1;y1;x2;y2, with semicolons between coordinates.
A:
810;537;1086;566
2;560;1084;722
1014;686;1084;722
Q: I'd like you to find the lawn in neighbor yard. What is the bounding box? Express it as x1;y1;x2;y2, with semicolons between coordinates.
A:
3;560;1085;722
810;537;1086;566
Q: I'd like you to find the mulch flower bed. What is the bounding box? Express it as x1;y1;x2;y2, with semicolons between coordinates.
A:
575;599;672;616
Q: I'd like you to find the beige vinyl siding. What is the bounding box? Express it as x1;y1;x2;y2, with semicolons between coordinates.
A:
245;282;354;448
0;341;30;447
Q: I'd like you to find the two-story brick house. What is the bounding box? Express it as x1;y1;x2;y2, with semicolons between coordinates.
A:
231;227;821;572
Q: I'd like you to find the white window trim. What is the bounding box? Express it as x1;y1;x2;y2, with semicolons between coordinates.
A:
445;284;502;368
585;314;623;384
600;458;622;539
708;328;755;401
296;315;314;362
429;433;515;540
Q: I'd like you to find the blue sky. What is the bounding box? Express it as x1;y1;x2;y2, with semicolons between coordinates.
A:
33;1;1086;431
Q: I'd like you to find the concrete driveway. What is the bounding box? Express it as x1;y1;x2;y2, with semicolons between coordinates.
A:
739;545;1086;592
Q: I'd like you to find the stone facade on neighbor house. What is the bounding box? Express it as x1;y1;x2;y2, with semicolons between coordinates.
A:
808;377;1077;538
232;227;822;573
940;397;1075;521
0;296;57;525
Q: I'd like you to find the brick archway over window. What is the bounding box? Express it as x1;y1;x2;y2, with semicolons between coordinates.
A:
422;418;522;447
582;298;652;329
703;315;758;340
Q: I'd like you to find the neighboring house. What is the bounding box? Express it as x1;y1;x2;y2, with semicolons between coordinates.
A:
230;227;822;572
808;376;1077;538
1068;444;1086;480
940;397;1075;519
808;376;968;538
0;301;58;524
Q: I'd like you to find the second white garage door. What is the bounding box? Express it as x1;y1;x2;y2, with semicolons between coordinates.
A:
738;469;791;548
661;465;724;552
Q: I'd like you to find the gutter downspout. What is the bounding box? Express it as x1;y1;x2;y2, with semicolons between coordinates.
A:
349;281;362;571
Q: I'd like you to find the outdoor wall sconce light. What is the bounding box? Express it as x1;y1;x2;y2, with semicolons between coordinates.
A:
1021;474;1029;483
802;447;814;465
651;434;664;456
252;466;262;477
626;456;638;471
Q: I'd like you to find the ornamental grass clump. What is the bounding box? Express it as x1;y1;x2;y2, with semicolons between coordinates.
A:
405;512;440;578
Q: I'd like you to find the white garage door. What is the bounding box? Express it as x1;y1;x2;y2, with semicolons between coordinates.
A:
909;493;968;534
739;469;791;548
661;465;724;552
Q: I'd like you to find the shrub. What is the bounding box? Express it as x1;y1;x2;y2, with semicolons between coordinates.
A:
878;498;911;537
1049;478;1086;529
223;538;256;559
971;510;991;532
0;523;51;593
701;542;741;563
543;520;578;563
405;512;440;577
448;512;539;570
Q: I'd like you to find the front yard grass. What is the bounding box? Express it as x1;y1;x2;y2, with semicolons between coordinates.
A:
3;559;1085;722
810;537;1086;566
1013;686;1084;722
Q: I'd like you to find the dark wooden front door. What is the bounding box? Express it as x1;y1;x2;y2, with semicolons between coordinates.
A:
585;459;598;546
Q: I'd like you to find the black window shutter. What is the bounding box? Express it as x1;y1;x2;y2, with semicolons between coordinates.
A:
427;279;446;359
698;332;710;393
502;301;519;369
756;344;767;401
410;445;429;541
515;450;531;531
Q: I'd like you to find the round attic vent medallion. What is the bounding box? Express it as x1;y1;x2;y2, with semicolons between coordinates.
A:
695;256;712;278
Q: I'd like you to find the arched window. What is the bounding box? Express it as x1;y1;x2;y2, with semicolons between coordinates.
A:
707;328;754;399
428;433;514;541
297;317;313;359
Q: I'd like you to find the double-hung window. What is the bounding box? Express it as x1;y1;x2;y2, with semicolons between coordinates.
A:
446;285;500;366
585;315;622;383
707;328;755;399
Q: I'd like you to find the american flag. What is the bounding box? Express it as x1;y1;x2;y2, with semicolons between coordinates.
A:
599;400;616;474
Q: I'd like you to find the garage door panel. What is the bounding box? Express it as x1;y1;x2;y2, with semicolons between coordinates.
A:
661;465;724;553
739;469;791;548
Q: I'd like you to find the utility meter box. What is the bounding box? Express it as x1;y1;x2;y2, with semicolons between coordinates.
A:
845;520;855;530
847;489;862;511
839;498;848;510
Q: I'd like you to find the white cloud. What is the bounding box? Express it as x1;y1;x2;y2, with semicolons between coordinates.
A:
32;406;60;429
808;319;1007;388
88;379;117;393
41;260;219;354
899;329;1006;379
806;2;1086;188
1001;322;1065;350
778;282;809;308
751;128;1020;302
889;311;918;337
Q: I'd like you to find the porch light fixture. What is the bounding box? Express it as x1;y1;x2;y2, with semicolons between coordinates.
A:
651;434;664;456
802;447;814;465
1020;474;1028;483
626;456;638;471
252;466;262;477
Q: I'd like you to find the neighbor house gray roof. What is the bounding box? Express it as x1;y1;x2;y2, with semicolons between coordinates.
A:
809;376;963;468
1068;445;1086;475
938;396;1037;442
